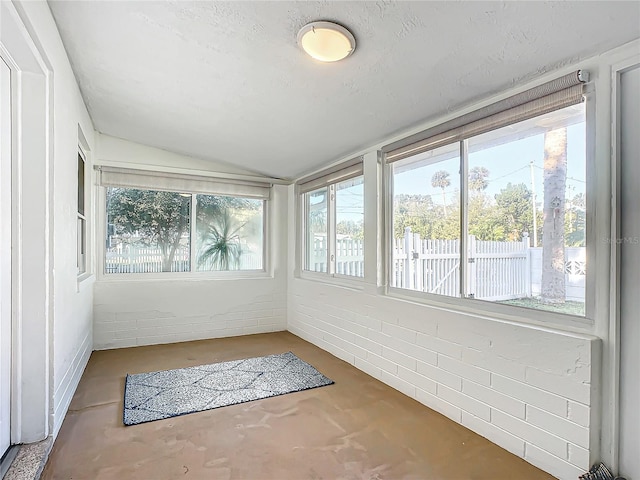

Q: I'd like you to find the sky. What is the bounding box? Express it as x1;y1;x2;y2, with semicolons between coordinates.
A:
330;104;587;222
394;122;586;204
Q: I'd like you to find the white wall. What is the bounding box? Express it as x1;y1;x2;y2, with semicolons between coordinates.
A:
287;41;640;480
95;133;256;176
21;1;96;438
93;135;288;349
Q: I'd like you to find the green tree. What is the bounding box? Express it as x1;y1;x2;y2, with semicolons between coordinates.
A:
336;220;364;240
468;193;505;241
565;192;586;247
107;188;190;272
197;209;245;271
494;183;536;242
196;195;255;224
431;170;451;216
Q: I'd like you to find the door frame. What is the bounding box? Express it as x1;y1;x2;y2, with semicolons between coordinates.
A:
0;0;54;445
609;53;640;473
0;53;12;459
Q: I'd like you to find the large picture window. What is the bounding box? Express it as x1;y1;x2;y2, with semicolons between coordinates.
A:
386;71;588;317
300;159;364;278
100;167;269;275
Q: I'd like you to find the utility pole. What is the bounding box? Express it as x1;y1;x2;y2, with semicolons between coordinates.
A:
530;160;538;247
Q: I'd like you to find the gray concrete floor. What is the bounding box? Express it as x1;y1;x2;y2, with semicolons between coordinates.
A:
42;332;553;479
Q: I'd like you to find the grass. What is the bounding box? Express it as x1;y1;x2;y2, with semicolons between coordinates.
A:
499;297;585;317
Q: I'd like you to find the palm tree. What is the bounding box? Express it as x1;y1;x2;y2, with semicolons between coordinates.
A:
469;166;490;192
431;170;451;216
197;210;245;271
541;127;567;304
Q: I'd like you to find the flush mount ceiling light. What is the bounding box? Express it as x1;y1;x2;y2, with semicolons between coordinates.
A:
297;21;356;62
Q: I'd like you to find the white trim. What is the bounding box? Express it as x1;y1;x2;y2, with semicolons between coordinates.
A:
52;331;91;438
0;53;12;459
299;270;365;290
362;151;379;287
608;52;640;474
387;286;592;332
459;140;469;298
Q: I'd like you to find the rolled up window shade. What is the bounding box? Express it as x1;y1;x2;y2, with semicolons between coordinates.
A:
298;156;364;193
384;70;587;163
97;166;271;199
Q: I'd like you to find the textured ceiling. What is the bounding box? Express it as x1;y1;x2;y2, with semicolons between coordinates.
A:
48;1;640;179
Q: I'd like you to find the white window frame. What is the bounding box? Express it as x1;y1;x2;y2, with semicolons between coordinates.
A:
76;147;87;278
298;158;365;283
382;73;595;328
96;167;272;280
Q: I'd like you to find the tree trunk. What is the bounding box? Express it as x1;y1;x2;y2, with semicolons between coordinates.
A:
441;189;447;217
541;127;567;304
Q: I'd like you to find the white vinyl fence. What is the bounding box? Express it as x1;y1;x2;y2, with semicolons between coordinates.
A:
392;228;530;300
308;237;365;277
310;228;586;302
105;244;262;273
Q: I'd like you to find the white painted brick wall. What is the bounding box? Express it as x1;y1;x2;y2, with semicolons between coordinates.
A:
94;281;287;349
461;411;525;458
462;379;526;419
288;279;601;480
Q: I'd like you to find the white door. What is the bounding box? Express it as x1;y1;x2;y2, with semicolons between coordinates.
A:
619;64;640;480
0;57;12;458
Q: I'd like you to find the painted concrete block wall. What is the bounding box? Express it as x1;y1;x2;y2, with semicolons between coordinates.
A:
94;280;286;349
288;280;600;479
93;137;289;349
17;1;97;438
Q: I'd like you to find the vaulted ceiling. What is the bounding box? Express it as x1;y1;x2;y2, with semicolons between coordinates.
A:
48;1;640;179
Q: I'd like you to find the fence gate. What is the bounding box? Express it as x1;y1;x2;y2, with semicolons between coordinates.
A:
392;228;530;301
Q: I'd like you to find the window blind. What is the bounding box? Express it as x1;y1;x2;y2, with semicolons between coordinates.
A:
384;70;588;163
298;156;364;193
97;166;271;199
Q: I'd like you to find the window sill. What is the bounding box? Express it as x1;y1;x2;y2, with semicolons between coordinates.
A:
76;272;95;292
298;270;366;291
96;270;274;283
385;286;594;334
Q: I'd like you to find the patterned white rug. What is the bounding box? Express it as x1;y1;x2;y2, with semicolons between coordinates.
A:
123;352;334;426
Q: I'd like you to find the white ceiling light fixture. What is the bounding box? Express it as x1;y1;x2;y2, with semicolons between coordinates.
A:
297;21;356;63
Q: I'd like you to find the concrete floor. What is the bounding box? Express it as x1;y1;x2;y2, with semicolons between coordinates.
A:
42;332;553;480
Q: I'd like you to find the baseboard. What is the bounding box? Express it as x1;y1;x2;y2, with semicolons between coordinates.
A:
52;331;92;438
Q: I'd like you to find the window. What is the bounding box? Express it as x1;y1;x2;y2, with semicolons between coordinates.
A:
106;188;192;273
386;71;588;317
77;150;87;275
195;195;264;271
100;167;269;275
300;158;364;278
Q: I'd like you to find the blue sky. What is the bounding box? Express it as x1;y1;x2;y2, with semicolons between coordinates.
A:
334;106;586;220
394;122;586;204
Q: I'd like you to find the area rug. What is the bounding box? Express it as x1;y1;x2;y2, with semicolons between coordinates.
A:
123;351;334;426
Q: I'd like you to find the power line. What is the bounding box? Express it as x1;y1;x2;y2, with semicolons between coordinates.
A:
531;164;585;183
